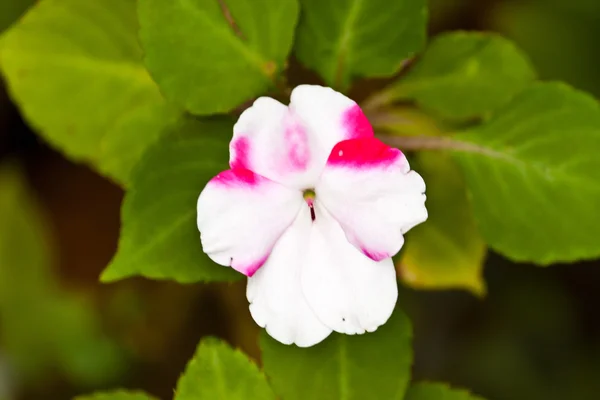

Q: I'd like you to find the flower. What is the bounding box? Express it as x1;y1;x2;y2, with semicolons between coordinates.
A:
197;85;427;347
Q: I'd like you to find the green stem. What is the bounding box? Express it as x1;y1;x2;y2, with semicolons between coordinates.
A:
377;133;495;156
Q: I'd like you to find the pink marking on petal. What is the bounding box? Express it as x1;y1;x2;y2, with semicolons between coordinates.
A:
327;138;403;168
231;136;250;169
361;247;390;262
237;254;269;277
211;168;261;187
284;117;310;170
343;105;374;139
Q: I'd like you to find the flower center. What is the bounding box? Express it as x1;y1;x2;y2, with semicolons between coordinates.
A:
303;189;316;221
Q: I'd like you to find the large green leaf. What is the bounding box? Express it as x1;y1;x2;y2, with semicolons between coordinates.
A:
74;391;158;400
0;0;180;184
174;337;275;400
399;152;486;296
261;307;412;400
376;32;536;120
404;382;485;400
138;0;298;115
101;118;241;283
295;0;426;90
452;82;600;264
0;164;124;385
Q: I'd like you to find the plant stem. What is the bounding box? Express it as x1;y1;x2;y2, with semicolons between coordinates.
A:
377;134;492;155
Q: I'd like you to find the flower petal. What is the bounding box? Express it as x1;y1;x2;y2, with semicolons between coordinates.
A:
317;137;427;261
289;85;374;146
301;203;398;335
247;206;332;347
231;85;373;189
231;96;315;189
197;168;302;277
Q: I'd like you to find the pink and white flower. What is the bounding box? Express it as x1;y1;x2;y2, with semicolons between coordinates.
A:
197;85;427;347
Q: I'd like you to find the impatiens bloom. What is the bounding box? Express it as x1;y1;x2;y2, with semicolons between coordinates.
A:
197;85;427;347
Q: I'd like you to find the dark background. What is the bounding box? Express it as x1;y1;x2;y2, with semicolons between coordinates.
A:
1;0;599;399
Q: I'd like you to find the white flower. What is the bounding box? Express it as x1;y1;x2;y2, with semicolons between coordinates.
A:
197;85;427;347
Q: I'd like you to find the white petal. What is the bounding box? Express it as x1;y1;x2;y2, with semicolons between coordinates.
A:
197;168;302;276
317;137;427;261
301;203;398;335
230;86;373;189
247;206;332;347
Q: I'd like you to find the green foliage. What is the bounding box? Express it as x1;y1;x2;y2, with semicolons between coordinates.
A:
452;82;600;264
0;164;124;385
138;0;298;115
0;0;34;33
378;32;536;120
3;0;599;397
260;308;412;400
400;153;486;296
493;0;600;96
174;338;275;400
295;0;427;90
404;382;484;400
76;338;275;400
0;0;180;185
101;117;241;283
79;332;488;400
74;391;159;400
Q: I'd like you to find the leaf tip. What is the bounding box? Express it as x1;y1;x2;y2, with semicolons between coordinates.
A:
467;279;487;299
99;262;132;283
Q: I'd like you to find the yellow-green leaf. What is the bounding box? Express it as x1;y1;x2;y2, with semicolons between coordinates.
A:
399;152;486;296
174;337;275;400
0;0;180;184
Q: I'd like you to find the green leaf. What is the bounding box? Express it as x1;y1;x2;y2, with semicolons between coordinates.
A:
404;382;485;400
101;117;241;283
261;307;412;400
0;0;180;185
452;82;600;264
295;0;427;90
174;337;275;400
399;152;486;296
0;0;34;33
378;32;536;120
0;164;124;385
74;391;159;400
138;0;298;115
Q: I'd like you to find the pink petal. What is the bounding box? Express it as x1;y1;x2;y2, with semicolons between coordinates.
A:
231;97;314;189
197;168;303;277
231;85;374;189
316;137;428;261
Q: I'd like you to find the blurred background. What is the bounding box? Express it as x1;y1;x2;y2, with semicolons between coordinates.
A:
1;0;599;399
